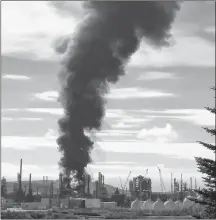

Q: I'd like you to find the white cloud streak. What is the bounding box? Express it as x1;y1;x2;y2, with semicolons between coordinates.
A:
2;117;43;121
2;74;31;80
137;71;178;80
107;88;176;99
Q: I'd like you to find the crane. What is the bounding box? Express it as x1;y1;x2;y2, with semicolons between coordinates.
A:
124;171;131;190
157;166;166;193
119;177;124;192
119;171;131;195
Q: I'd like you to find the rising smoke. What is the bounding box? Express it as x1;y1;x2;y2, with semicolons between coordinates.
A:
56;1;181;183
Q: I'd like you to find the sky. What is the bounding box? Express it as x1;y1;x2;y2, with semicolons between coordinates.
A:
1;1;215;192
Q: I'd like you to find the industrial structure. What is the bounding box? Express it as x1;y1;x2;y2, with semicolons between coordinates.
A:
129;175;152;200
1;159;201;211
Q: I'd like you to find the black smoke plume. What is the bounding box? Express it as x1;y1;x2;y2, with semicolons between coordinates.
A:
56;1;181;183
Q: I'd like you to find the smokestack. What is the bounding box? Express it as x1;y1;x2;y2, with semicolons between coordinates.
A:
95;181;99;198
43;176;45;195
102;175;104;185
29;174;32;191
87;174;90;194
59;173;63;189
56;1;181;182
19;159;22;190
98;172;101;186
195;178;197;190
190;177;192;190
50;181;54;198
171;173;173;193
17;173;20;183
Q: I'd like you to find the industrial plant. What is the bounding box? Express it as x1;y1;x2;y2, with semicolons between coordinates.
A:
1;158;202;215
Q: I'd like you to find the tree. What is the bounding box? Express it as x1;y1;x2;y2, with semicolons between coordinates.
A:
193;87;216;219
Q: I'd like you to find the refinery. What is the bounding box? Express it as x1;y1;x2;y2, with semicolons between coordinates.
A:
1;159;204;217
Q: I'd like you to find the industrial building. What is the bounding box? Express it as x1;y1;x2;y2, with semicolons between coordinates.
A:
129;175;152;200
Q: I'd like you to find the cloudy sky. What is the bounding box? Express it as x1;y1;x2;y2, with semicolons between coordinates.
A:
1;1;215;191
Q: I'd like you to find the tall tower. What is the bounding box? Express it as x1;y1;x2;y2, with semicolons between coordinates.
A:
19;159;22;190
171;173;173;193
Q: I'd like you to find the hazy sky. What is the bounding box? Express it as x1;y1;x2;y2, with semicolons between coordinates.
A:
1;1;215;191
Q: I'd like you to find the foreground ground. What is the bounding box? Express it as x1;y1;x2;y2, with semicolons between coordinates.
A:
1;208;198;219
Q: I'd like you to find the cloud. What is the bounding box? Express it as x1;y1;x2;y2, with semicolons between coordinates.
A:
26;108;63;115
45;129;58;139
2;117;43;121
2;1;79;59
137;71;178;80
99;142;214;161
112;122;135;129
2;74;30;80
137;123;178;142
33;88;176;101
129;35;215;68
1;136;57;150
148;109;215;126
33;91;58;101
107;88;176;99
48;1;84;18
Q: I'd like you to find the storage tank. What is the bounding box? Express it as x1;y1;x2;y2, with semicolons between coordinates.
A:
152;198;165;212
175;199;183;210
164;198;177;211
130;198;142;211
183;197;194;209
142;198;153;211
192;196;202;214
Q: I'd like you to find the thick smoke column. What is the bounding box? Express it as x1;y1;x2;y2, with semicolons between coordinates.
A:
57;1;180;182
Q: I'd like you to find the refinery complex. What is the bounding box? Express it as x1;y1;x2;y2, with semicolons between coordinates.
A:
1;158;201;214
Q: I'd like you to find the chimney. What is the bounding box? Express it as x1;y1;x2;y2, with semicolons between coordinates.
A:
59;173;63;189
180;173;183;200
195;178;197;190
19;159;22;190
98;172;101;186
87;175;90;194
17;173;20;183
29;174;32;190
95;181;99;198
43;176;45;195
171;173;173;193
190;177;192;190
102;175;104;186
43;176;45;185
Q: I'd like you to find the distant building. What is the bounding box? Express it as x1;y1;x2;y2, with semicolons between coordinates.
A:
129;175;152;200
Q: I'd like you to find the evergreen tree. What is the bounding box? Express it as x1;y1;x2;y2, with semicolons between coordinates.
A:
193;87;216;219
